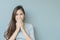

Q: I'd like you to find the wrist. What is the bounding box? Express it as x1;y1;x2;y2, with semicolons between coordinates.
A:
21;27;25;31
16;28;20;31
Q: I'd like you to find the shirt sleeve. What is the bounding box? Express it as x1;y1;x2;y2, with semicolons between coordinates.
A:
29;24;35;40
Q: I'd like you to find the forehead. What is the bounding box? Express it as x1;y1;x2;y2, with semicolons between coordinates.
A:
16;9;23;14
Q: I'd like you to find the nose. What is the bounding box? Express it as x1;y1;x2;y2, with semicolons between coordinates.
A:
18;15;21;18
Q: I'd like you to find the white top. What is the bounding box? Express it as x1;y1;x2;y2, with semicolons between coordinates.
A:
16;23;35;40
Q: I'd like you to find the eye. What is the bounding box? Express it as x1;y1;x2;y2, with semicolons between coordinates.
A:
16;14;18;15
20;13;23;15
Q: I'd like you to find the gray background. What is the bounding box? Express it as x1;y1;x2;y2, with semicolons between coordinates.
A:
0;0;60;40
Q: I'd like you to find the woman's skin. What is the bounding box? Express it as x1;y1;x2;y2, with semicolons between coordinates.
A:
8;9;32;40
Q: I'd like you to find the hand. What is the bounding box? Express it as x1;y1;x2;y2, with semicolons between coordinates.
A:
16;18;24;30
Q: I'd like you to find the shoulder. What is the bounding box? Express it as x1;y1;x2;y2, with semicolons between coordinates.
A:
25;23;33;27
25;23;34;30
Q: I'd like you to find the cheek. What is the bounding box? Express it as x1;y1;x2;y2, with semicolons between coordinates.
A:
21;15;24;20
15;16;17;21
15;16;19;21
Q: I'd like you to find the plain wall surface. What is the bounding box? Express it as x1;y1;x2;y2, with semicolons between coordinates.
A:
0;0;60;40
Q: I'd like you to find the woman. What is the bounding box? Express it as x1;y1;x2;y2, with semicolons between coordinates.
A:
4;5;35;40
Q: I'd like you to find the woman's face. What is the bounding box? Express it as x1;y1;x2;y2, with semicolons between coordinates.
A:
15;9;25;22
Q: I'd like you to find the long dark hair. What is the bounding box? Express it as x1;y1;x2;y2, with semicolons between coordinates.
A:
4;5;25;40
